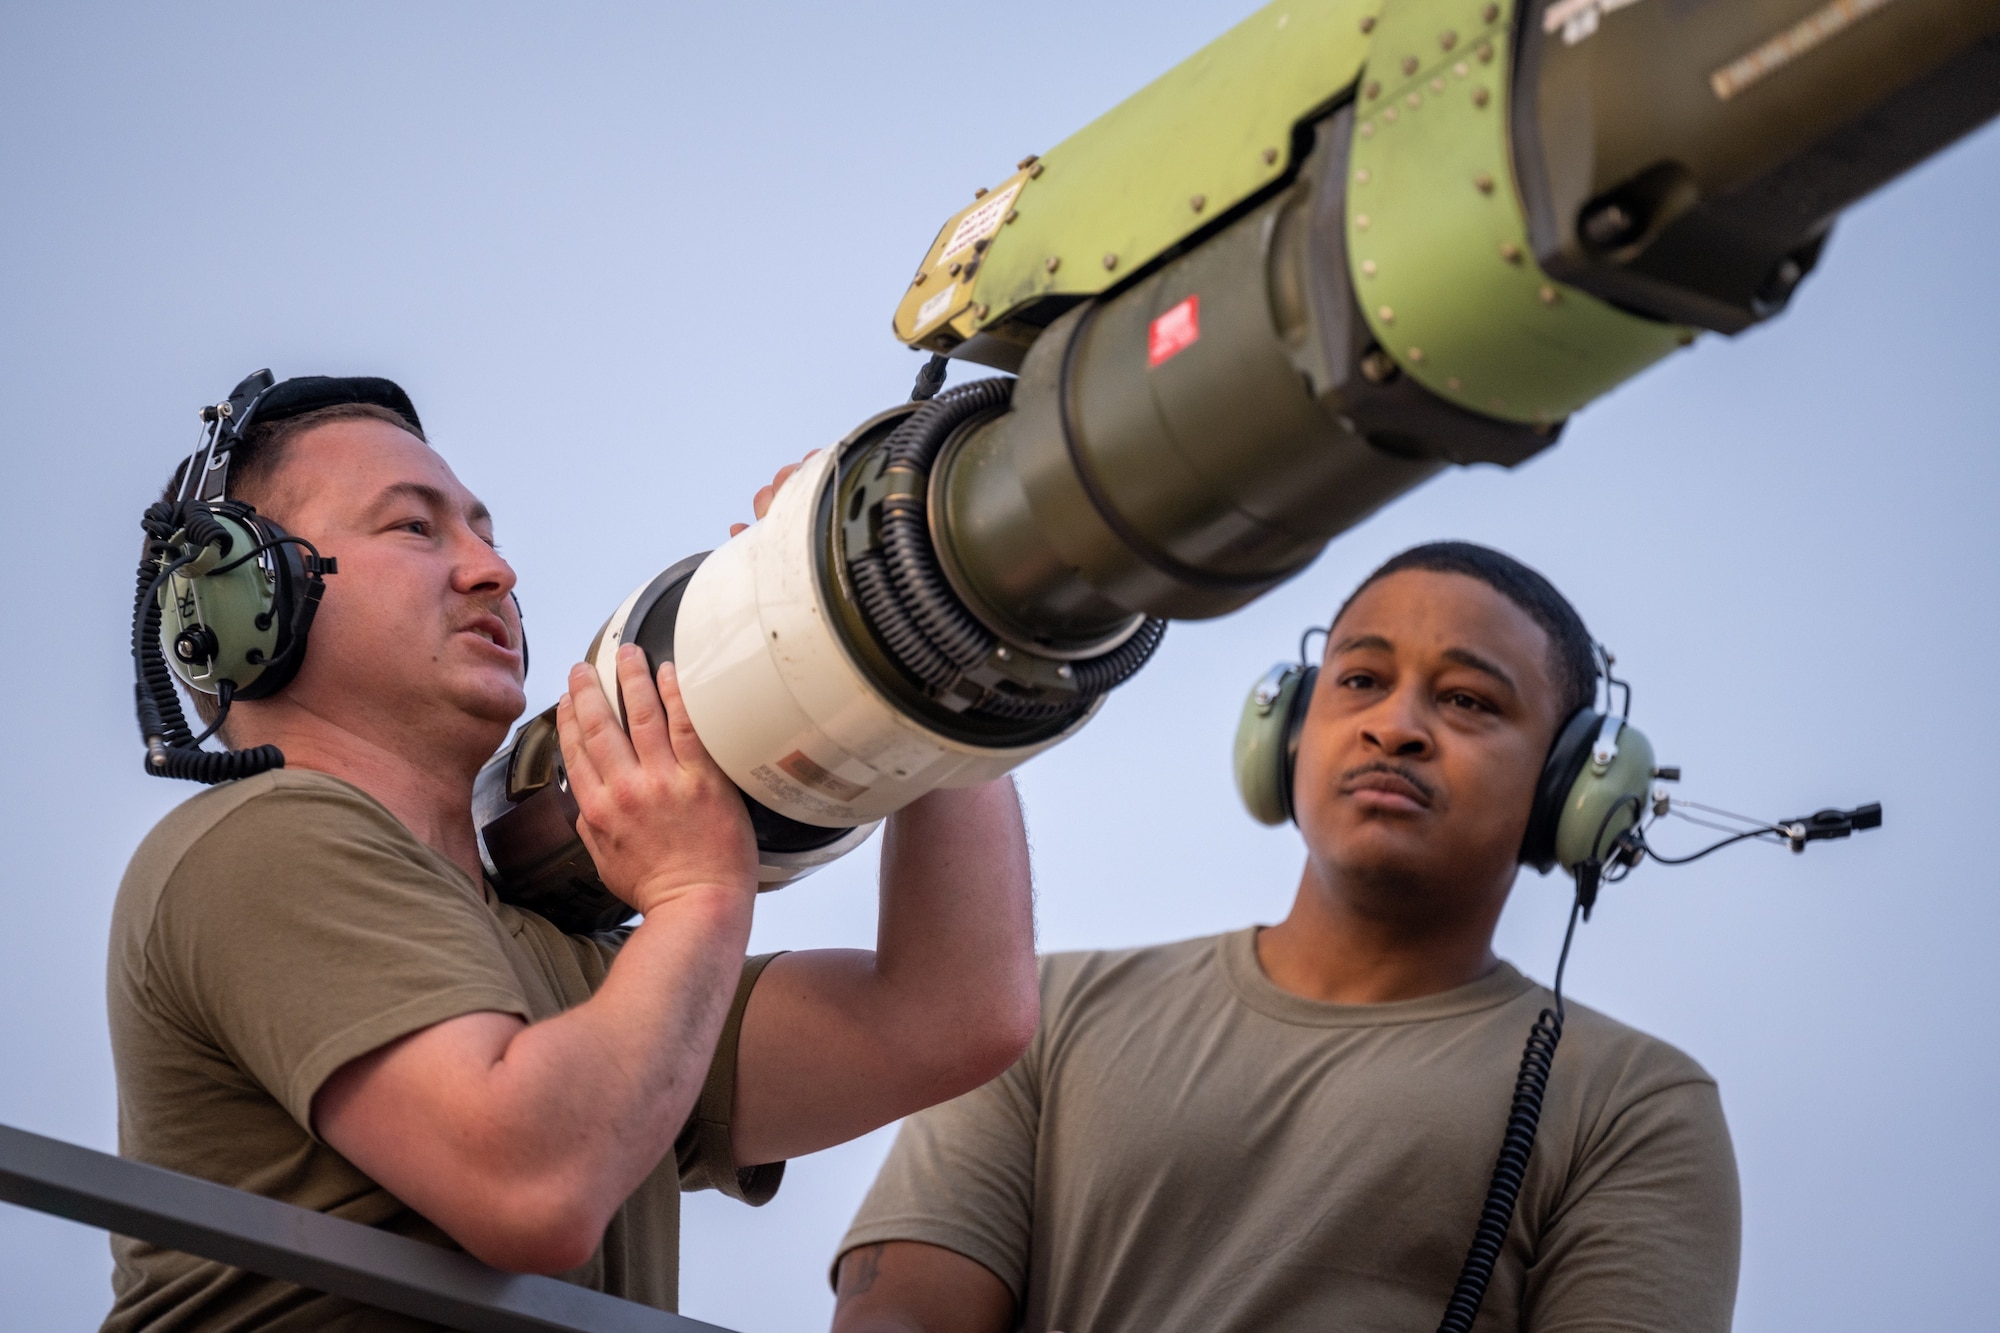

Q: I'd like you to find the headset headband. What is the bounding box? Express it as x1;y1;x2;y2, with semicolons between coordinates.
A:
187;371;422;505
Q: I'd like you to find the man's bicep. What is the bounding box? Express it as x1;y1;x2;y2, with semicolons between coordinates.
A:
832;1241;1013;1333
1526;1080;1742;1332
312;1010;525;1188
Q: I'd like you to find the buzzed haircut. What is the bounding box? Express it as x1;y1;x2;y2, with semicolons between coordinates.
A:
162;401;425;511
1333;541;1599;722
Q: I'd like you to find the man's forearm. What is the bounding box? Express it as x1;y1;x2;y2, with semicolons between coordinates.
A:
730;778;1038;1165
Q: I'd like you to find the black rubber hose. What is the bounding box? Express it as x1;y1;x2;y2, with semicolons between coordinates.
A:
848;550;962;691
1069;615;1167;696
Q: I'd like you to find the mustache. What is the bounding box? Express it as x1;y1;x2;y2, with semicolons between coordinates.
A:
1337;761;1438;806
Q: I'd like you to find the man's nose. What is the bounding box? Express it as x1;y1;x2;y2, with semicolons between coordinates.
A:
451;531;517;596
1361;691;1432;758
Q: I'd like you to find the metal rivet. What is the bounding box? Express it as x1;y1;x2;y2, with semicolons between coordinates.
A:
1103;253;1119;270
1360;14;1377;32
912;272;927;286
1383;105;1399;123
1190;193;1207;212
1472;86;1490;107
1362;259;1378;276
1029;162;1045;179
949;261;963;275
1407;91;1422;108
1402;55;1419;75
1500;241;1522;263
1356;213;1371;229
1447;375;1463;391
1366;79;1381;99
1538;284;1560;305
973;237;989;252
1455;60;1469;77
1356;167;1371;184
1378;304;1395;323
1440;29;1458;49
1482;3;1499;22
1262;146;1279;165
1431;76;1445;93
995;645;1011;661
975;303;990;319
963;258;980;278
1361;119;1376;137
1056;663;1074;679
974;186;988;198
1017;154;1039;170
1475;172;1494;193
1004;210;1018;224
1478;41;1494;62
1045;255;1061;273
1407;346;1426;363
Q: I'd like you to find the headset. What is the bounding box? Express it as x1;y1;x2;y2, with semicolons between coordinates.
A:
1232;628;1656;897
132;369;421;783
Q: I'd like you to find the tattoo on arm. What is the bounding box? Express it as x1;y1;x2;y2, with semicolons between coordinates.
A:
839;1243;886;1301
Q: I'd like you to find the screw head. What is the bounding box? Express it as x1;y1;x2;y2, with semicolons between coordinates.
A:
1359;349;1398;383
1262;146;1279;165
1472;86;1490;107
1361;259;1378;277
1407;346;1426;363
974;303;990;319
995;645;1011;661
1431;76;1445;93
1360;14;1377;32
1190;193;1207;212
1056;663;1073;679
1102;252;1118;271
1407;91;1422;108
1004;209;1019;224
949;261;963;275
1383;106;1399;123
1365;79;1381;99
1474;172;1495;193
1361;119;1376;138
1538;284;1560;305
1028;162;1045;179
1440;29;1458;49
1401;55;1418;75
1356;212;1371;230
1377;304;1395;323
912;272;927;286
973;237;989;253
1482;3;1499;22
1045;255;1061;273
1017;154;1039;170
1500;241;1522;263
1477;41;1494;62
1355;167;1371;184
974;186;988;198
1455;60;1469;77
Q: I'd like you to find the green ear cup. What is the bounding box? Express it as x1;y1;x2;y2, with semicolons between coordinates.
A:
1551;719;1656;872
156;510;289;698
1234;663;1307;826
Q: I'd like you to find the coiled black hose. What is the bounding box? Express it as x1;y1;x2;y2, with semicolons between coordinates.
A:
1434;896;1582;1333
855;377;1167;720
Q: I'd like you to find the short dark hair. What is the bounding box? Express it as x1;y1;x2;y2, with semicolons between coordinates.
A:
1332;541;1599;722
161;401;425;512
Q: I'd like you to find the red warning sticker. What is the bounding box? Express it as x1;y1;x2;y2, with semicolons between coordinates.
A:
1148;295;1200;367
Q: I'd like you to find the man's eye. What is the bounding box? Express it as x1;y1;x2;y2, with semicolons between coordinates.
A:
1443;690;1490;712
398;519;431;536
1337;672;1379;690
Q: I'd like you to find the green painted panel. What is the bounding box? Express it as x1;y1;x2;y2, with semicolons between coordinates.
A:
895;0;1376;349
1344;0;1689;423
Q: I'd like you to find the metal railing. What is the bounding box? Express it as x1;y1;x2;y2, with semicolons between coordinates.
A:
0;1123;737;1333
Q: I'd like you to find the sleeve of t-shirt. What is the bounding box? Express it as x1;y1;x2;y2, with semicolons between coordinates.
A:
675;950;785;1205
143;777;538;1137
1523;1077;1742;1333
832;1018;1043;1301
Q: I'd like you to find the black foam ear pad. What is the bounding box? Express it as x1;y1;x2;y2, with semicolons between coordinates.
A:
510;591;529;681
1279;664;1319;823
1520;707;1602;872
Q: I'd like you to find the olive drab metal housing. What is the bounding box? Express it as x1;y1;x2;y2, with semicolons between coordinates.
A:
465;0;1996;931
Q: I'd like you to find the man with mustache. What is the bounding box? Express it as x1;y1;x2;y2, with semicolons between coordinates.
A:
831;542;1740;1332
105;381;1037;1330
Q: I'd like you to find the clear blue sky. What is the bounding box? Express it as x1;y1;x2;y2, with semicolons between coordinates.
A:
3;3;1995;1329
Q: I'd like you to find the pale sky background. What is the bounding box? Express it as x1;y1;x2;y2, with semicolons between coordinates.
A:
2;3;1995;1330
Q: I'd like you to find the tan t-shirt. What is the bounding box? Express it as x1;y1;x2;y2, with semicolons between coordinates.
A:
841;929;1739;1332
104;769;781;1332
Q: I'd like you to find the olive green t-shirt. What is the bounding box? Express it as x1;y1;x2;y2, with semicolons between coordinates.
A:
841;929;1739;1332
104;769;781;1332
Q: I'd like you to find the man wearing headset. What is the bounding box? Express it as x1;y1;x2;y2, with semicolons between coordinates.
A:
105;377;1039;1329
830;543;1740;1332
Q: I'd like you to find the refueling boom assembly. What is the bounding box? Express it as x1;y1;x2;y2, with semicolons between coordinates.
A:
476;0;2000;929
